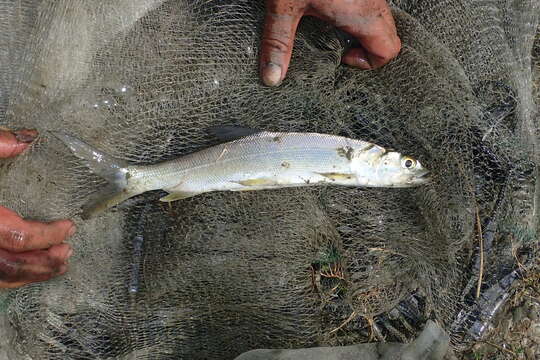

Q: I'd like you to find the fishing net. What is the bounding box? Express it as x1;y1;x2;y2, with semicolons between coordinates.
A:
0;0;538;358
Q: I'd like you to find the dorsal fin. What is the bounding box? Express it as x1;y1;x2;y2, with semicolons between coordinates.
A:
207;126;261;142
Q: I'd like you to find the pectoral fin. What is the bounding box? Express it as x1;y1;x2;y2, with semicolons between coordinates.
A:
316;172;354;181
159;191;200;202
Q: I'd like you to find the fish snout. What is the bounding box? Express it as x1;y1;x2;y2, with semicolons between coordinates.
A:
410;169;431;185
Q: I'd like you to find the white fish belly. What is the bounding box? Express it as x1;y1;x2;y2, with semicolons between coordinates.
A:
137;132;374;195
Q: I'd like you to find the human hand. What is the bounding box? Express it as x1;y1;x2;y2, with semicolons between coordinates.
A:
260;0;401;86
0;129;75;288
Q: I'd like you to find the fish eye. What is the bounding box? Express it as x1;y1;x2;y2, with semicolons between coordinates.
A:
402;157;416;169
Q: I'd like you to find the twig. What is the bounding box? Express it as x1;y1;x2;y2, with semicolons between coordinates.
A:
309;265;320;296
368;247;404;257
476;209;484;299
329;284;340;294
329;311;357;334
366;316;376;341
320;262;345;280
480;340;516;356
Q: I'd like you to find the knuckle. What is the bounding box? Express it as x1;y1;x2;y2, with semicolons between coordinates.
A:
0;208;32;251
267;0;306;14
2;230;28;251
261;36;290;55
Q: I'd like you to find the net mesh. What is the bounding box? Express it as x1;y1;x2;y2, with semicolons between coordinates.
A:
0;0;538;359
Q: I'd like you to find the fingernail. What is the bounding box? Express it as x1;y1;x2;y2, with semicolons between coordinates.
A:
68;225;76;237
263;62;282;86
66;248;73;258
357;56;371;69
14;129;38;143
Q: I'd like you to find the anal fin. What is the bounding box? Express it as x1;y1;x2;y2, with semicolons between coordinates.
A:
159;191;200;202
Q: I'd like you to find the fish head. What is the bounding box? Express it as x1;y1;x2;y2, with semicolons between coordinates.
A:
371;151;431;187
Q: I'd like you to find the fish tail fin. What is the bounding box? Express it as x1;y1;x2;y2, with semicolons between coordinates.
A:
80;185;138;220
53;132;141;219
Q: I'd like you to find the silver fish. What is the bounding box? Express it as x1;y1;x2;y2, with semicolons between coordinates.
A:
54;127;430;219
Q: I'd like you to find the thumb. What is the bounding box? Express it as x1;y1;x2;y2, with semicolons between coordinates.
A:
0;129;38;158
260;1;305;87
338;6;401;69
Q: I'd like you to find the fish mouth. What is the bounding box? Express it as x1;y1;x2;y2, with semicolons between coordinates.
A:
419;170;430;179
406;170;431;186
